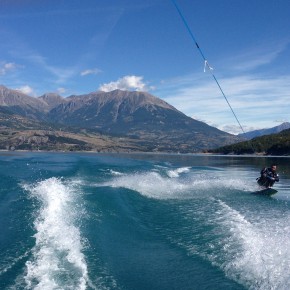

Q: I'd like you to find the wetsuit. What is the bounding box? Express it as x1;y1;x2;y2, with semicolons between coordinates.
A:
257;167;279;188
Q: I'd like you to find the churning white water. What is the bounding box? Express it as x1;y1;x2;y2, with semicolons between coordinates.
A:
23;177;88;290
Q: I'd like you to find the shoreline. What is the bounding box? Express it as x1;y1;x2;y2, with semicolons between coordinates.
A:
0;149;289;158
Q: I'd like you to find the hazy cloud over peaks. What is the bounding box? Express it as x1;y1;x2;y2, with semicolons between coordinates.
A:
15;85;34;96
56;87;66;94
99;75;147;92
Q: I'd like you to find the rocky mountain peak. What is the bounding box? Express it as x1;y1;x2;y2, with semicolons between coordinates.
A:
0;84;48;116
38;93;66;110
90;89;178;112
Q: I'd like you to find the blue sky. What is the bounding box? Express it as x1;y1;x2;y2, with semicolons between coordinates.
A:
0;0;289;134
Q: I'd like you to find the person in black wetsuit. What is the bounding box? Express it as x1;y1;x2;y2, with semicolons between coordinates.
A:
257;164;279;188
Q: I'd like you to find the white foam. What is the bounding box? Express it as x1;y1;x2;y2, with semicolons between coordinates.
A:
104;169;254;200
210;200;290;289
107;171;194;199
109;169;123;176
166;167;191;178
23;177;89;290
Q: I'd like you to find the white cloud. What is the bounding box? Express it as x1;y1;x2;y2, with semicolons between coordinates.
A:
223;40;289;72
15;85;34;95
80;68;101;76
15;50;78;84
99;75;148;92
220;125;256;135
155;72;290;134
174;41;290;132
0;62;18;75
56;87;67;94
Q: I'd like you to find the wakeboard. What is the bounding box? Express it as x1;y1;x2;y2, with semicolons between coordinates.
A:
252;188;278;196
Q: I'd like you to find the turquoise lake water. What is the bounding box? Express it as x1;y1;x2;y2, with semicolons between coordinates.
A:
0;152;290;290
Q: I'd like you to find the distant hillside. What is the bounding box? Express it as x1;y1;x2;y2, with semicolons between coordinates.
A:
0;85;241;153
0;105;147;152
238;122;290;139
209;128;290;155
0;128;143;152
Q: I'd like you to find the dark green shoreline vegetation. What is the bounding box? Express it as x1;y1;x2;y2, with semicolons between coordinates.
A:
207;129;290;156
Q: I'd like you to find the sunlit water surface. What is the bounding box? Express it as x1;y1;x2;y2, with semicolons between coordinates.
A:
1;152;290;290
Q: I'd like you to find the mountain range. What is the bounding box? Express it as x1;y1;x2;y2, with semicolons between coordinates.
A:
238;122;290;139
0;85;241;152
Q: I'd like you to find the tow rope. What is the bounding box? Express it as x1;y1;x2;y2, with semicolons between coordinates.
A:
171;0;249;138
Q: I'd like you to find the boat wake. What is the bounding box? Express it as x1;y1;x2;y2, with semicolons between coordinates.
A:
104;166;254;200
23;177;89;290
104;166;290;289
209;200;290;289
